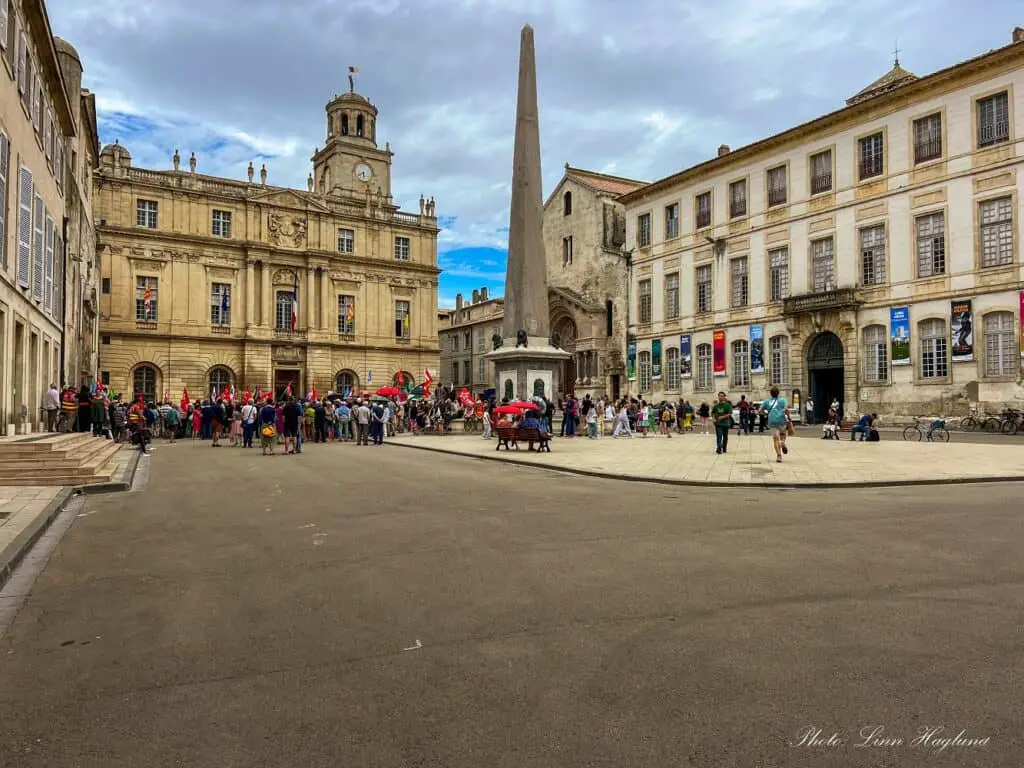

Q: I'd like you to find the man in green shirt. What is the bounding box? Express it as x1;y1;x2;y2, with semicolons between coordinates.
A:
711;391;733;455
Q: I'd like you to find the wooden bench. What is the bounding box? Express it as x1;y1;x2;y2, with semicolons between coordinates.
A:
495;425;551;452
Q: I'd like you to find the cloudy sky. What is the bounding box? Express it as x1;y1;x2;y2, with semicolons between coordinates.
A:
48;0;1022;307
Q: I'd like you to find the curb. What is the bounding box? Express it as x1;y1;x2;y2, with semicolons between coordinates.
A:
384;439;1024;490
78;449;142;495
0;487;75;592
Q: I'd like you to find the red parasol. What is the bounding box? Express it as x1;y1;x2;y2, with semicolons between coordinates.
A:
507;400;541;411
376;386;400;397
494;405;525;416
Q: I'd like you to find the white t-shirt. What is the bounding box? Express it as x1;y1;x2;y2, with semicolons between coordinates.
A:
241;404;257;423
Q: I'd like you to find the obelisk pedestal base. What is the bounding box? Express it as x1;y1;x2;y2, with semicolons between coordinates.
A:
487;340;571;403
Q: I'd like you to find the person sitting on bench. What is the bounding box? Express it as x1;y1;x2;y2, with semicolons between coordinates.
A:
850;413;876;441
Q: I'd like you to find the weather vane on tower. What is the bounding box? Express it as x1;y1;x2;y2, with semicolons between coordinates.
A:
348;65;359;93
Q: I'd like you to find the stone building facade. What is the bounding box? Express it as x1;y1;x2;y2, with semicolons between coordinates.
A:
0;0;77;433
622;28;1024;421
95;86;440;403
438;166;644;401
54;37;99;390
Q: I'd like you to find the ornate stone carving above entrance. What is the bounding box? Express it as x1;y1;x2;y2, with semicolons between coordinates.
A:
267;213;308;248
272;344;306;363
272;268;298;285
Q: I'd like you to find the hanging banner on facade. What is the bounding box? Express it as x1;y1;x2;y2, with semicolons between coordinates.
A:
1020;292;1024;358
712;330;727;376
627;341;637;381
651;339;662;380
890;307;911;366
680;334;693;378
950;299;974;362
749;324;765;374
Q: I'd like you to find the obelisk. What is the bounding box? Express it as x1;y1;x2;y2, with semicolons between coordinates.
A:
486;25;569;403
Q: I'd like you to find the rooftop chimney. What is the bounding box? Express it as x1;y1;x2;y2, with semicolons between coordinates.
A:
717;144;730;157
1014;26;1024;43
472;289;480;303
456;294;463;311
481;287;489;301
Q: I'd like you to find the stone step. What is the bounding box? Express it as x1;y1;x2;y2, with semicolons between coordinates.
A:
0;441;122;485
0;437;118;466
0;469;114;487
0;432;96;453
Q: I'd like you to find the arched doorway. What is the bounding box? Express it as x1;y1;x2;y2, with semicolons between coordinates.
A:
806;331;844;422
550;315;578;396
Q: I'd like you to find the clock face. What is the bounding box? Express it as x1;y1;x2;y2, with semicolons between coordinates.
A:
355;163;372;182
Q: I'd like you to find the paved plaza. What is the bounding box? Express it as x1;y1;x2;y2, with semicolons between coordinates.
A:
0;441;1020;766
388;428;1024;486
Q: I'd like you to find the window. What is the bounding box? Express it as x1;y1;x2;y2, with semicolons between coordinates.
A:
451;362;458;383
696;344;712;390
209;367;232;398
478;358;485;381
338;295;356;334
476;329;484;351
452;334;459;351
210;282;231;326
730;257;749;308
769;247;789;301
638;351;652;392
858;132;884;180
53;233;62;321
637;213;651;247
136;276;158;321
395;300;410;338
769;336;789;385
666;347;680;390
137;199;158;228
17;30;26;96
810;150;832;194
862;325;888;383
32;194;41;300
638;278;652;324
732;340;750;388
337;228;354;254
275;290;294;330
913;113;942;163
43;213;52;313
101;371;110;386
605;299;613;336
0;4;8;55
695;191;711;229
916;212;946;277
766;165;787;206
464;331;470;348
562;235;573;266
665;272;679;320
394;236;410;261
860;224;886;285
133;365;157;403
44;107;51;162
0;134;8;270
980;197;1013;267
31;65;40;130
664;203;679;239
335;370;358;394
977;92;1009;148
101;277;111;294
696;263;712;313
984;312;1016;377
211;209;232;238
463;361;471;384
563;191;572;215
919;319;948;379
17;166;29;287
729;179;747;218
102;335;110;345
811;237;835;292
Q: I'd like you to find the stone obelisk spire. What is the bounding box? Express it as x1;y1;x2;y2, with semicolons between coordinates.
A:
502;24;549;342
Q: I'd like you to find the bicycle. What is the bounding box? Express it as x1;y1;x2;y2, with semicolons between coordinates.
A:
903;416;950;442
999;408;1022;435
958;407;981;432
979;411;1005;433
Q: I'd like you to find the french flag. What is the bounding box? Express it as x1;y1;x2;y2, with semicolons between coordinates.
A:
291;273;299;331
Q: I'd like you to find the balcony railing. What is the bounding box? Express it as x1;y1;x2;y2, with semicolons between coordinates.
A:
783;288;860;315
810;173;833;195
274;328;308;341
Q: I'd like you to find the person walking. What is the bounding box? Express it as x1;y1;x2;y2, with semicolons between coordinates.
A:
43;384;60;431
164;404;180;443
761;387;791;462
259;399;277;455
586;404;598;439
240;399;257;448
711;391;733;455
282;398;301;455
356;401;371;445
371;401;386;445
698;401;710;434
612;400;633;438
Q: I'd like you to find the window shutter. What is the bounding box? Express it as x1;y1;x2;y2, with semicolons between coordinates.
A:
32;193;42;301
0;3;8;50
44;213;52;313
0;135;7;269
44;108;52;161
53;233;62;321
17;32;25;94
17;166;30;288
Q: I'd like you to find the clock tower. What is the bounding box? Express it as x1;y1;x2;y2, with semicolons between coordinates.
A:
311;83;393;200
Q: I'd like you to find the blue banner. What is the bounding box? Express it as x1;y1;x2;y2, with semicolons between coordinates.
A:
680;334;692;378
750;324;765;374
890;307;910;366
652;339;662;380
627;342;637;381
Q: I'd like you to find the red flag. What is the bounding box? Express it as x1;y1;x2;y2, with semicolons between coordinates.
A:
291;273;299;331
311;382;318;402
244;386;252;403
284;381;293;398
180;386;190;412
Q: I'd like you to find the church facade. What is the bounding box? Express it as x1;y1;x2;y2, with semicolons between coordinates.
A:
95;87;440;403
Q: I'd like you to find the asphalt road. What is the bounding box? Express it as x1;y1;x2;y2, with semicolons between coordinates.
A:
0;441;1021;767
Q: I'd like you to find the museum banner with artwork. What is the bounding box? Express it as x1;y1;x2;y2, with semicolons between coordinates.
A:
651;339;662;380
712;330;726;376
680;334;692;378
627;341;637;381
890;307;910;366
749;324;765;374
950;299;974;362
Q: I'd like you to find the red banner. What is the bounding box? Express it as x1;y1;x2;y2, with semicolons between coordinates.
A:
712;330;726;375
